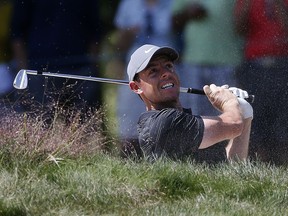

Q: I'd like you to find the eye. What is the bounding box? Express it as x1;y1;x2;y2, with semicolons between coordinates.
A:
165;62;174;71
148;67;158;77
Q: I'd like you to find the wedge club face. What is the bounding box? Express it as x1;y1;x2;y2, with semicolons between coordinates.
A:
13;69;28;89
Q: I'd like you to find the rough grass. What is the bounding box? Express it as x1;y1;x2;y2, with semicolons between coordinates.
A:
0;105;112;161
0;107;288;215
0;154;287;215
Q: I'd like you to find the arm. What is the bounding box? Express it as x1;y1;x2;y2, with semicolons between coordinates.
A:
200;85;253;161
199;84;244;149
225;117;252;161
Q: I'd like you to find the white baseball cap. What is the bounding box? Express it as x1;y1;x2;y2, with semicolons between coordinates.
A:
127;44;179;81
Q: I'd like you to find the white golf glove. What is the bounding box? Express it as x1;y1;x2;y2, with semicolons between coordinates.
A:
237;97;253;119
229;87;249;99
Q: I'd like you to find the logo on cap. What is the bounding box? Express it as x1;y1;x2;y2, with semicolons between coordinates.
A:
144;47;154;54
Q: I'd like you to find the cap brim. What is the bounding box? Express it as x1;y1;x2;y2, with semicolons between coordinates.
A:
153;47;179;61
137;47;179;73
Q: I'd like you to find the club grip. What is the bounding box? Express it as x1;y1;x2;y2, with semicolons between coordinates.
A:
186;88;205;95
184;88;255;103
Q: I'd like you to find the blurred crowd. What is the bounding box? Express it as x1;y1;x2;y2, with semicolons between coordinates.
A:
1;0;288;165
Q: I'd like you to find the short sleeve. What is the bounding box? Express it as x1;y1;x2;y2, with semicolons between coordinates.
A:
137;108;204;160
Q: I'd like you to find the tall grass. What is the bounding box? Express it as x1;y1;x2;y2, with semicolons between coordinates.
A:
0;106;287;215
0;102;114;163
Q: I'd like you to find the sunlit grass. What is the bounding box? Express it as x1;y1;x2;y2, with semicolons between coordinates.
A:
0;153;288;215
0;105;288;215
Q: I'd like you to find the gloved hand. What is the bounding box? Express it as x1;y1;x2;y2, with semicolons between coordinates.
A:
221;85;249;99
237;98;253;119
229;87;249;99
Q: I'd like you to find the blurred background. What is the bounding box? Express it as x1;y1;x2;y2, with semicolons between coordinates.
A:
1;0;288;165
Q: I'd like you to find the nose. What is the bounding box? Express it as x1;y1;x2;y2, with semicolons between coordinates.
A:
160;65;171;78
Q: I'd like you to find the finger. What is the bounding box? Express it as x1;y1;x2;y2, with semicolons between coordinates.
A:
203;85;211;95
209;84;217;91
221;84;229;89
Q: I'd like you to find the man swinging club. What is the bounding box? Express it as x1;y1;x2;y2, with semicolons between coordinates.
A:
127;44;253;163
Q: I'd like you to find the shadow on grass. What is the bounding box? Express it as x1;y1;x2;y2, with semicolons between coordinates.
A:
0;200;27;216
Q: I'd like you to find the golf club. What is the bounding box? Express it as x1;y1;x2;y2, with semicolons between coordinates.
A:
13;69;255;102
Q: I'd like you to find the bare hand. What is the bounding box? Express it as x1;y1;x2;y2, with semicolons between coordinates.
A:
203;84;238;112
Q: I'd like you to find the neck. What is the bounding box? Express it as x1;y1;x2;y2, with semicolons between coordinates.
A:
146;101;183;111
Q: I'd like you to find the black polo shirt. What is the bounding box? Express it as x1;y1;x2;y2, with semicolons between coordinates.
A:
137;108;227;163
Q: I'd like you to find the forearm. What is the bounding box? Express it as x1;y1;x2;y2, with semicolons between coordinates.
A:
200;84;245;149
216;96;253;140
200;107;244;150
226;117;252;161
220;105;244;138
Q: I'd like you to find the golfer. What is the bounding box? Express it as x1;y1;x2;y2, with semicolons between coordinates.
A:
127;44;253;163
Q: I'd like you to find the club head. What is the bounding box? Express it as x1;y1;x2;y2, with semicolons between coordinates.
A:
13;69;28;89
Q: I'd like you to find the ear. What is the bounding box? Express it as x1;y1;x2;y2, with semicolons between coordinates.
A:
129;81;153;110
129;81;143;94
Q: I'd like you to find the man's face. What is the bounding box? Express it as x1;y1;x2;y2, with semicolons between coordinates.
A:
135;55;181;108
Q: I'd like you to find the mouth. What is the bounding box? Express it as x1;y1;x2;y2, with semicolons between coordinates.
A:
161;83;174;89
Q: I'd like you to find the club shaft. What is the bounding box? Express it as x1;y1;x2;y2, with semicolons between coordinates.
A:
24;69;205;95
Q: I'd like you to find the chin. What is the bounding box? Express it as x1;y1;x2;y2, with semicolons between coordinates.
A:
162;96;178;104
165;92;179;100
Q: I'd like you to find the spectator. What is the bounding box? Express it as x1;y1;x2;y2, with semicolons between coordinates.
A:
234;0;288;165
172;0;243;116
113;0;175;156
10;0;104;119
